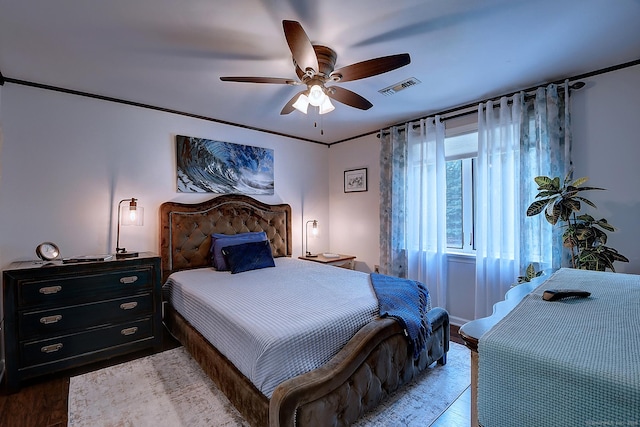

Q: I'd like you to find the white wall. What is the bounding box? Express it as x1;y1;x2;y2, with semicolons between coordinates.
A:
329;63;640;324
571;64;640;273
0;84;330;268
328;134;380;272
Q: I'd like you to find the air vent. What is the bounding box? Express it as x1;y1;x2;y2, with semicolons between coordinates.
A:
378;77;422;96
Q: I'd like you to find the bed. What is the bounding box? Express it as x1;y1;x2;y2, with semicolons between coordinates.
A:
160;194;450;427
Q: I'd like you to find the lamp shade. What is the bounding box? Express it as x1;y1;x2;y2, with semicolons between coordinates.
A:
120;202;144;226
319;96;335;115
292;94;310;114
116;198;144;258
305;219;318;257
307;85;325;107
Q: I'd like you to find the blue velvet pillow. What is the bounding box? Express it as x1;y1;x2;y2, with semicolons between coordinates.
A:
210;231;267;270
221;240;275;274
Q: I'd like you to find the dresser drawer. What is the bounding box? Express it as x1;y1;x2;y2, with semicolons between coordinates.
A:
18;267;153;308
19;293;154;340
20;317;154;368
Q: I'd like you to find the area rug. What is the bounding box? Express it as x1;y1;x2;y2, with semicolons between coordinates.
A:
68;342;470;427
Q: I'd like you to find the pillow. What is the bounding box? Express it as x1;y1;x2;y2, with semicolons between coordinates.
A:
210;231;267;270
222;240;275;274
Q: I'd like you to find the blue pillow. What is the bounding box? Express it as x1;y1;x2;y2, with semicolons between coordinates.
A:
222;240;275;274
210;231;267;270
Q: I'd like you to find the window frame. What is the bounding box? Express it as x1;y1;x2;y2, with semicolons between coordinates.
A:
444;121;478;255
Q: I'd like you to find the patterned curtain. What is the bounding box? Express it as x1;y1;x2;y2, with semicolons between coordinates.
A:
475;84;571;318
379;125;408;278
519;83;572;272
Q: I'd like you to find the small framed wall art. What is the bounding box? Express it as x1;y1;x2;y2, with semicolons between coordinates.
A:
344;168;368;193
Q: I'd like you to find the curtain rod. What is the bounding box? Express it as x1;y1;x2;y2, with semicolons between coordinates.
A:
368;57;640;140
430;81;585;125
379;80;584;136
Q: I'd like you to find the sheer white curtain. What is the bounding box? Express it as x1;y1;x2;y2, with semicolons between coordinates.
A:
474;95;523;318
475;84;571;318
406;117;447;308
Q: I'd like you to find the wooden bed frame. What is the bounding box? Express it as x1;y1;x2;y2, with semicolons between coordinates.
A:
160;194;450;427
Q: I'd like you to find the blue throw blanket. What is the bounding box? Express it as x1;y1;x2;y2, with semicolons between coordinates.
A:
370;273;432;359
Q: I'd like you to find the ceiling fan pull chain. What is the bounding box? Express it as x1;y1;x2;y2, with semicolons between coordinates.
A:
318;112;324;135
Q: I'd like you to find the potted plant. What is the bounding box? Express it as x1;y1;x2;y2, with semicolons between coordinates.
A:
515;263;544;285
526;173;629;272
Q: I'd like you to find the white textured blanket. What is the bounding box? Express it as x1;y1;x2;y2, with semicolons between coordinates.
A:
164;257;378;397
478;268;640;427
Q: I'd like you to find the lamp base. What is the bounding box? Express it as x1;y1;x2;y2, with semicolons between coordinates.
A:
116;251;139;259
305;252;318;258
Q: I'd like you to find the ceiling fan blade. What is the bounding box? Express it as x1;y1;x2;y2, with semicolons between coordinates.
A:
220;76;296;84
282;20;319;73
330;53;411;83
326;86;373;110
280;90;307;115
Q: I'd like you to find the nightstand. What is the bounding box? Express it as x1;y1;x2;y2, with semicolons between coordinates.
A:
2;252;162;391
298;253;356;270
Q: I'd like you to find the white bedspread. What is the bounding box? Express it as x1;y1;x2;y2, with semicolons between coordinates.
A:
164;257;378;397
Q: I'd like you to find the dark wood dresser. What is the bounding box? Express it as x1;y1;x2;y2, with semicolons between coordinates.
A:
1;252;162;391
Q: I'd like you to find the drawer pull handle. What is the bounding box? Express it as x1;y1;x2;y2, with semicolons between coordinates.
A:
41;343;63;353
120;276;139;284
120;302;138;310
39;285;62;295
40;314;63;324
121;327;138;336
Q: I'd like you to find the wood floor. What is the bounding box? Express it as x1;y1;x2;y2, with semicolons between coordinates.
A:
0;325;470;427
432;325;471;427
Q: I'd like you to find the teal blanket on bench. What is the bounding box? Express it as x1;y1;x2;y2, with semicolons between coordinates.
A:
370;273;431;359
478;268;640;427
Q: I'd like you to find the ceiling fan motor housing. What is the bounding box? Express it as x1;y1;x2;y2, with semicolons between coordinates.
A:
313;45;338;79
295;45;338;82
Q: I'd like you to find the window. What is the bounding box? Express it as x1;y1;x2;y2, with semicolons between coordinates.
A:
444;129;477;253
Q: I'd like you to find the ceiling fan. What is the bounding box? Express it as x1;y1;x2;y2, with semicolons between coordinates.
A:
220;20;411;115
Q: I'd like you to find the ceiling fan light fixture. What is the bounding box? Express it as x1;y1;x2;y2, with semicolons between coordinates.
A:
292;93;310;114
319;96;335;115
307;84;325;107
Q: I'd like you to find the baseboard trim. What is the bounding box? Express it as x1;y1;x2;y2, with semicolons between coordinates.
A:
449;315;472;327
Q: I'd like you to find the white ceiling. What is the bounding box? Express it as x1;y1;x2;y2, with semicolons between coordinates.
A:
1;0;639;144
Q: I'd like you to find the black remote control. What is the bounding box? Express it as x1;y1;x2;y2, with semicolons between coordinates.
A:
542;289;591;301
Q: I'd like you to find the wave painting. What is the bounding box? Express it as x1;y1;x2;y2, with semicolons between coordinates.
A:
176;135;274;194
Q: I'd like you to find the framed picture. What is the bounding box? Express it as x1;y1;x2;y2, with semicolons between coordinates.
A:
344;168;368;193
176;135;274;194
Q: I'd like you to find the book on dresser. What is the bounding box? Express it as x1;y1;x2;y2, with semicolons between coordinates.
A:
1;252;162;391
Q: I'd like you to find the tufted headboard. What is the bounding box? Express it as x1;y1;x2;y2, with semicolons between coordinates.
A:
159;194;292;282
